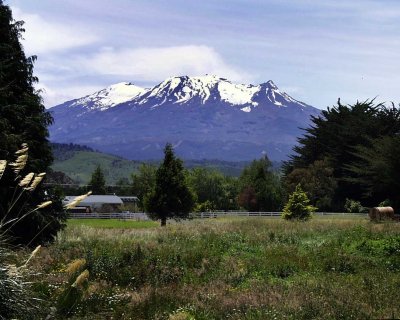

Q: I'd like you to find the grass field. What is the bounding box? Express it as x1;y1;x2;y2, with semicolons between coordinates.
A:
26;216;400;319
67;218;158;229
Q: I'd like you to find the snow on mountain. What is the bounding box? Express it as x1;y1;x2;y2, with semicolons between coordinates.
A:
49;75;321;161
133;75;303;112
61;76;311;114
69;82;146;111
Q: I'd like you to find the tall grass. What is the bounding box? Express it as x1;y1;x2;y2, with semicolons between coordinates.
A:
21;216;400;319
0;144;50;319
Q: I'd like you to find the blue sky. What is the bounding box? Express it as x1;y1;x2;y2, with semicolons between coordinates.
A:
7;0;400;109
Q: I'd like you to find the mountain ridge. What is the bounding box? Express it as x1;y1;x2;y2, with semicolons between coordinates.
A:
49;75;321;161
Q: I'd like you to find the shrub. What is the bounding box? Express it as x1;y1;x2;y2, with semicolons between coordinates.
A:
193;200;215;213
282;184;316;220
344;198;366;213
379;199;392;207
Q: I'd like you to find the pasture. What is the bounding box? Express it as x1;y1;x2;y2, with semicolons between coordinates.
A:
67;218;158;229
27;216;400;319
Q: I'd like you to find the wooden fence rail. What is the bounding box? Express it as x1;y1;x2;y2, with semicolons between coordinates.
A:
68;211;365;220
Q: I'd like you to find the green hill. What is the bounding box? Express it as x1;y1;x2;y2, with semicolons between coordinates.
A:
50;143;280;185
51;150;141;184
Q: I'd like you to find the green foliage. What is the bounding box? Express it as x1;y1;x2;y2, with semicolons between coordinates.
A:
145;144;195;226
187;167;239;210
88;165;106;194
50;143;254;186
282;184;316;220
193;200;215;212
344;198;366;213
284;158;337;210
131;163;157;209
285;99;400;211
238;157;283;211
348;135;400;212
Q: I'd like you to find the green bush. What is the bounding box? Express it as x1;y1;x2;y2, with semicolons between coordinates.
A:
282;184;316;220
344;198;366;213
193;200;215;212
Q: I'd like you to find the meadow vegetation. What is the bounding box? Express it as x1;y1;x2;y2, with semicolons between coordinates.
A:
16;216;400;319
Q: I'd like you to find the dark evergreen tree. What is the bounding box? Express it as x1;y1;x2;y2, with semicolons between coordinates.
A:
0;2;65;245
284;99;400;210
145;144;194;226
348;135;400;212
89;165;106;194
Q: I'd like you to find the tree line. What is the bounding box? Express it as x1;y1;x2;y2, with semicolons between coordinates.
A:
284;99;400;213
90;97;400;218
87;148;284;214
86;97;400;222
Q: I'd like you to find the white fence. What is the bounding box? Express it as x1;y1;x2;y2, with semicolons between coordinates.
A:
191;211;362;218
68;211;364;220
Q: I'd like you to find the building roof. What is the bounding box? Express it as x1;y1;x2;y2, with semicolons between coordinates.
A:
119;196;139;202
63;195;123;205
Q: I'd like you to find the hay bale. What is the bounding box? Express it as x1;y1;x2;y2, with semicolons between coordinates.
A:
369;207;395;221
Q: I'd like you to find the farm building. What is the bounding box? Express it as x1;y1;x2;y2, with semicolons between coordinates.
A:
119;196;140;212
64;195;123;213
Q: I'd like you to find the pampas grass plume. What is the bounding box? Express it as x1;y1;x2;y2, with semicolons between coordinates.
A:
18;172;35;187
26;172;46;191
65;259;86;274
23;245;41;266
64;191;92;209
0;160;6;179
71;269;89;288
36;200;52;209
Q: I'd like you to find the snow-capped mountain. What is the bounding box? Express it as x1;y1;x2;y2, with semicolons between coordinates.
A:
49;76;321;161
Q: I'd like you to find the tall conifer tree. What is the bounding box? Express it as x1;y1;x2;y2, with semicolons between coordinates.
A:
89;165;106;194
145;144;194;226
0;1;64;245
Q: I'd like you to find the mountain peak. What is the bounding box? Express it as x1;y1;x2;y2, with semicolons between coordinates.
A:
55;75;313;114
71;82;146;111
262;80;278;89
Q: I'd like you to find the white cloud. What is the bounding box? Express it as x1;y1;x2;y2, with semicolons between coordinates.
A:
12;7;98;55
75;45;253;83
38;83;102;108
36;45;253;107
